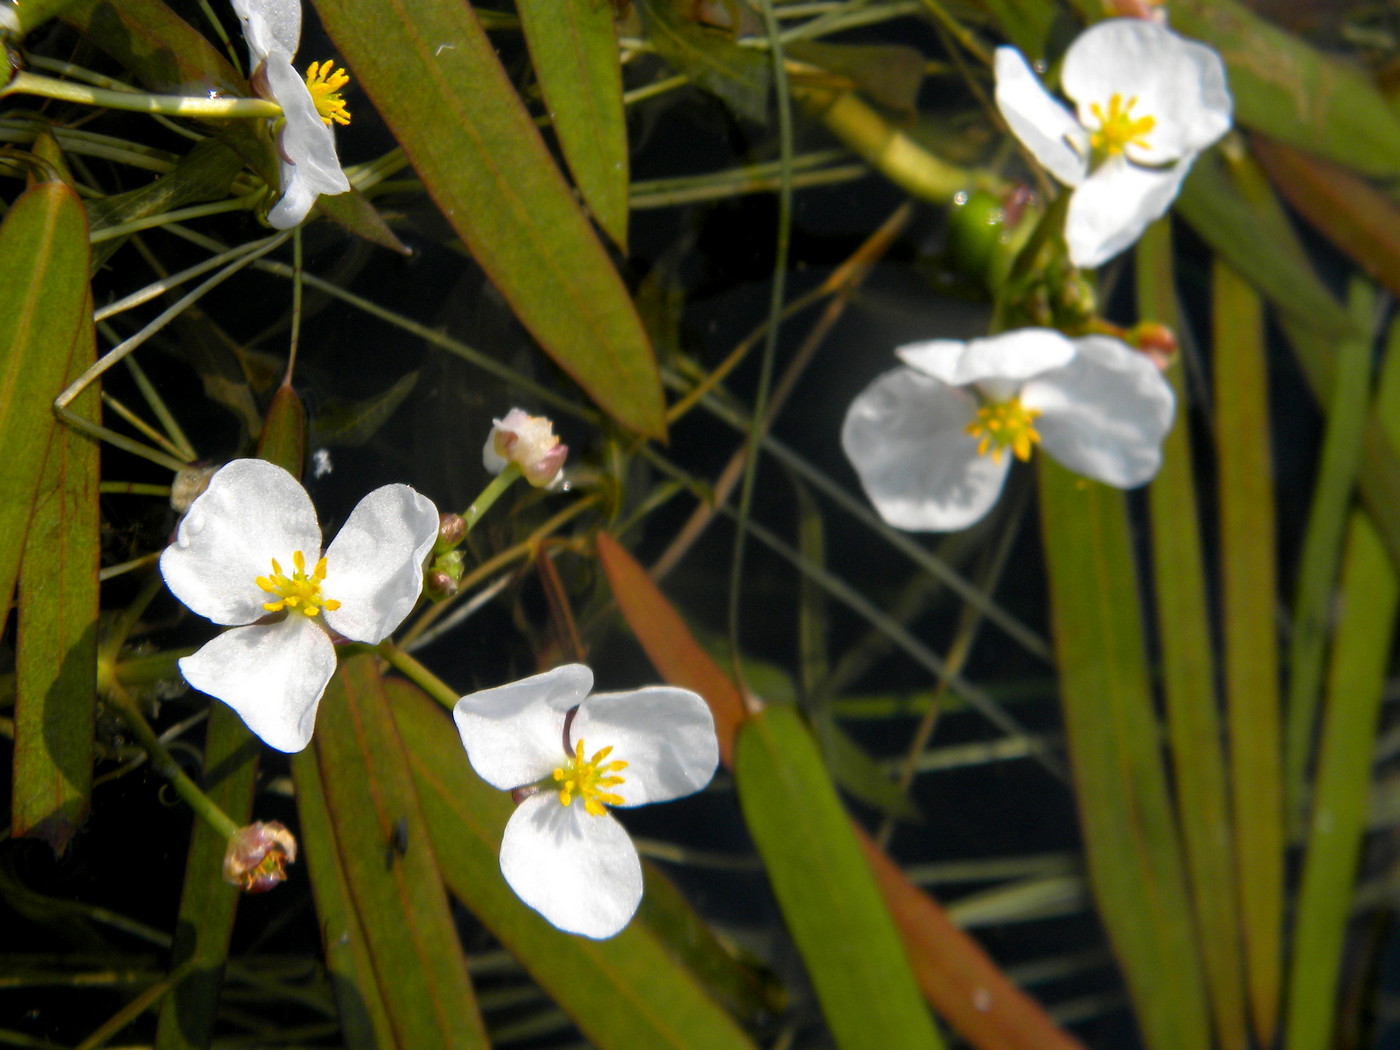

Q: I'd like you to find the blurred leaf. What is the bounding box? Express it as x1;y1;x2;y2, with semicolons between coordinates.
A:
12;288;96;856
735;705;944;1050
787;41;925;114
517;0;629;249
388;679;765;1050
1172;0;1400;177
293;747;399;1050
308;370;416;448
1137;221;1248;1050
317;189;411;255
971;0;1056;61
7;0;88;36
1284;326;1400;1050
1213;259;1283;1049
0;180;90;640
812;712;920;822
310;0;665;438
310;655;488;1049
598;532;1086;1050
635;0;770;124
1038;461;1211;1050
154;706;260;1050
1252;137;1400;299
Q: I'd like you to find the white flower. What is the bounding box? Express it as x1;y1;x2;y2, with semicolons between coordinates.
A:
842;329;1175;531
230;0;351;228
994;18;1231;268
454;664;718;939
483;409;568;489
161;459;439;752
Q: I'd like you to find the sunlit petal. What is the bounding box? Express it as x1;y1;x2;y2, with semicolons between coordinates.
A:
230;0;300;63
994;46;1089;187
1064;158;1188;269
897;329;1075;387
454;664;594;790
260;53;350;229
572;687;718;806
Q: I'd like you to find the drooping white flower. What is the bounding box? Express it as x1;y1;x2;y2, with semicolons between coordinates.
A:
161;459;439;752
483;409;568;489
454;664;718;939
994;18;1231;268
230;0;351;228
842;328;1175;531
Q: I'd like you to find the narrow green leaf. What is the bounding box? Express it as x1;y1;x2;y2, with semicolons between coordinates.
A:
7;0;88;36
1213;259;1283;1048
154;707;260;1050
517;0;629;249
0;180;90;639
1172;0;1400;177
310;0;665;438
635;0;770;125
1284;284;1376;827
12;291;97;855
255;382;306;475
307;371;417;448
971;0;1056;61
311;655;489;1049
389;679;765;1050
1137;221;1248;1050
1285;517;1399;1050
735;705;944;1050
1038;461;1211;1050
293;747;399;1050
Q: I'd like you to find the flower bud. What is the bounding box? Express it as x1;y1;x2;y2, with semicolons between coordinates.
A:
1128;321;1178;370
483;409;568;489
425;568;460;601
171;465;219;514
223;821;297;893
435;513;467;554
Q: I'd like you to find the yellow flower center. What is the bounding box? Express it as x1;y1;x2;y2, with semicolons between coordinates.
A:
965;397;1042;463
256;550;341;617
1089;93;1155;159
304;61;352;126
553;739;628;817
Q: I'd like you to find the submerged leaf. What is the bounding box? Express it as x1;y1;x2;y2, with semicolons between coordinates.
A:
635;0;770;124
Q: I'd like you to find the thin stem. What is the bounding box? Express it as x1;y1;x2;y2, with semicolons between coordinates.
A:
463;462;523;530
2;71;280;119
377;641;459;710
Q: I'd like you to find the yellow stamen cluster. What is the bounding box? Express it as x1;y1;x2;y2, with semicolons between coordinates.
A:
256;550;341;617
554;739;628;817
965;397;1042;463
304;61;352;126
1089;93;1155;158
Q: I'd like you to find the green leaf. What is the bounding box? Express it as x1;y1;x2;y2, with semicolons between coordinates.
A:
255;382;306;475
309;655;489;1049
1137;221;1248;1050
307;370;417;448
735;705;944;1050
971;0;1057;61
517;0;629;249
1038;461;1211;1050
1171;0;1400;177
154;706;261;1050
309;0;665;438
635;0;770;125
786;41;926;114
389;679;765;1050
1212;259;1283;1049
6;0;88;36
12;284;97;856
0;180;90;640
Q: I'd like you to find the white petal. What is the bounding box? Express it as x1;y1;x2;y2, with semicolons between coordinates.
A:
1063;19;1232;166
260;53;350;230
1064;158;1189;268
842;367;1011;532
499;793;643;939
321;484;439;643
231;0;300;62
160;459;321;626
178;617;335;752
571;687;718;807
897;329;1075;386
454;664;594;790
1021;334;1175;487
994;46;1089;188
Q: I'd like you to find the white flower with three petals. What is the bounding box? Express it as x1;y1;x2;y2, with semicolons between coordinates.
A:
995;18;1232;268
161;459;439;752
842;328;1175;531
454;664;719;939
230;0;351;228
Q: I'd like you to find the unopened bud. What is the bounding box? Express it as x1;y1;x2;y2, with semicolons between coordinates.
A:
1128;322;1178;371
483;409;568;489
435;513;466;553
223;821;297;893
425;569;459;601
171;465;219;514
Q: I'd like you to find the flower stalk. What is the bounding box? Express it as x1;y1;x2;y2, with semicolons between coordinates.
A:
1;71;281;118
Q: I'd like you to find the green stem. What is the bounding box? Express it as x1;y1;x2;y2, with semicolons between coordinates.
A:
2;71;281;119
462;462;523;530
105;685;240;840
377;641;459;710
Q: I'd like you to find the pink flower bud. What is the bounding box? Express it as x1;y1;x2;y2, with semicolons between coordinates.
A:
223;821;297;893
483;409;568;489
